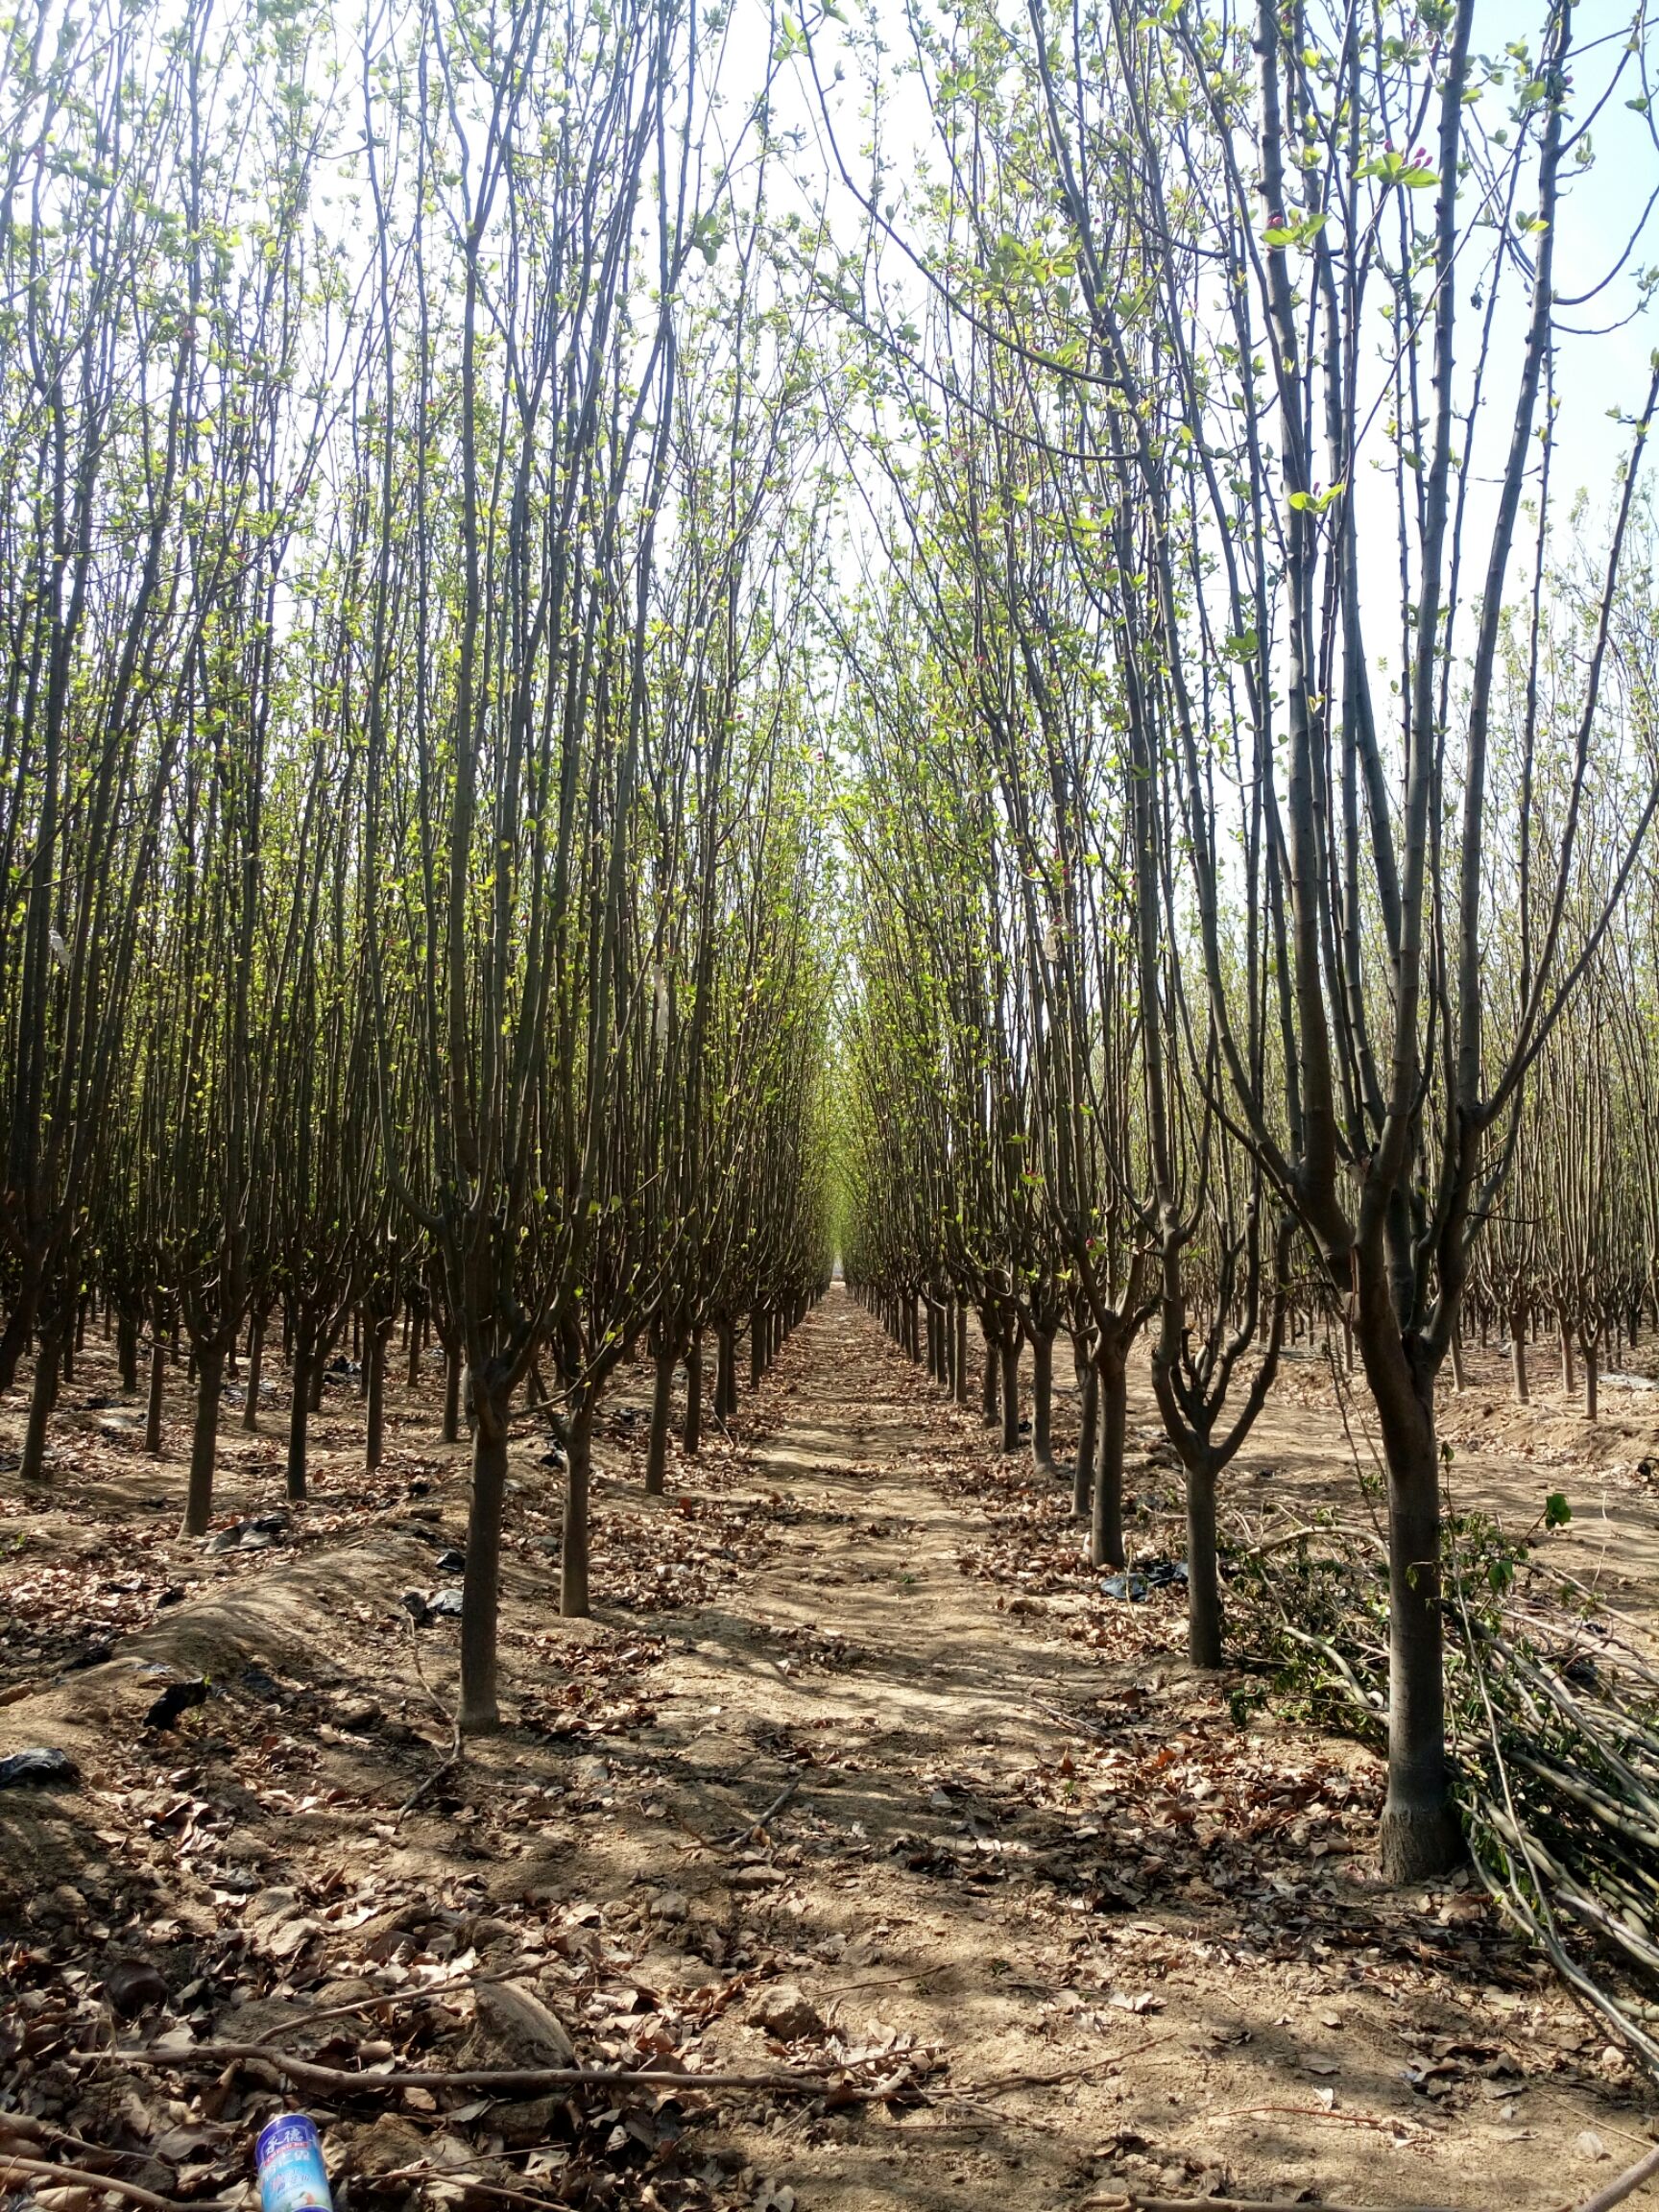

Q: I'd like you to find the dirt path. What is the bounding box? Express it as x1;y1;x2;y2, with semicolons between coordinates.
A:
2;1289;1657;2211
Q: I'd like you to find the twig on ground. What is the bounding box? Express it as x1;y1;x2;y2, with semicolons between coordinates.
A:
1077;2198;1459;2212
250;1972;495;2045
739;1775;801;1838
1197;2102;1417;2135
0;2153;213;2212
1574;2137;1659;2212
97;2041;851;2099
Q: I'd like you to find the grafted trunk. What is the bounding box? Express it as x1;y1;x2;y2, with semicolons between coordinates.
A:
460;1375;511;1731
1029;1329;1054;1474
1090;1345;1126;1571
182;1342;226;1537
561;1397;595;1619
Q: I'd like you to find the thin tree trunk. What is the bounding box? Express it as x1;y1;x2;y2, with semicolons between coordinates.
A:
684;1327;703;1454
287;1336;315;1503
1030;1329;1054;1473
953;1302;969;1404
242;1311;265;1432
443;1341;462;1444
366;1317;392;1471
999;1337;1020;1455
20;1319;65;1485
646;1338;676;1495
561;1397;595;1619
981;1331;998;1427
1091;1347;1126;1571
717;1319;736;1420
145;1339;166;1455
459;1379;509;1731
1072;1356;1097;1521
117;1310;139;1395
1511;1312;1529;1403
1586;1340;1599;1423
182;1343;225;1537
1186;1462;1222;1668
1561;1323;1575;1398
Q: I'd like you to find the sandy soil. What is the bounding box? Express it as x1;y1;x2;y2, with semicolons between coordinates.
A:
1;1290;1656;2211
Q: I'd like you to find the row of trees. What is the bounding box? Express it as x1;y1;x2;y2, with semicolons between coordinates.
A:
0;0;836;1731
831;0;1659;1881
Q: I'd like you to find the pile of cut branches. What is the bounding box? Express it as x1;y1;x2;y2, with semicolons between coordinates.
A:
1230;1495;1659;2071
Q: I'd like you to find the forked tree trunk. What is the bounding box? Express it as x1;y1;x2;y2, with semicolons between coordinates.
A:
1090;1345;1127;1571
998;1338;1020;1455
1029;1329;1054;1473
561;1396;596;1618
460;1374;511;1731
145;1340;166;1455
182;1342;225;1537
